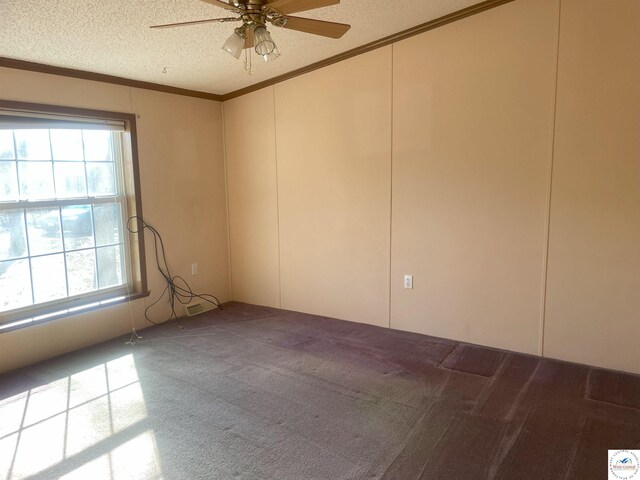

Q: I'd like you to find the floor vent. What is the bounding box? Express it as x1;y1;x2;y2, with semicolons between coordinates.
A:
185;302;217;317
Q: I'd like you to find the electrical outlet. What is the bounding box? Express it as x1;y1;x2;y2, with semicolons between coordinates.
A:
404;274;413;289
191;262;198;276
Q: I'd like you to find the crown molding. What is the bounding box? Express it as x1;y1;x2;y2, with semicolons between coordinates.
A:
221;0;516;101
0;57;223;102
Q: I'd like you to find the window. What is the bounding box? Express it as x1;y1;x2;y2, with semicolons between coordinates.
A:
0;101;147;331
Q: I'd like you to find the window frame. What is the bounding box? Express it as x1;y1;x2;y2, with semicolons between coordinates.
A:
0;100;148;332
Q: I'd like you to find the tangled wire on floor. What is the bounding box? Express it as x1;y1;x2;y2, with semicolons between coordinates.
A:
127;216;222;328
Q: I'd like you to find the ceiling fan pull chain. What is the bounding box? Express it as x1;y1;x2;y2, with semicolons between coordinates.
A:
244;47;254;75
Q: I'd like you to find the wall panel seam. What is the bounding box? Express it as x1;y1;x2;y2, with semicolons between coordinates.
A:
221;102;234;301
388;45;394;330
273;85;283;309
539;0;563;357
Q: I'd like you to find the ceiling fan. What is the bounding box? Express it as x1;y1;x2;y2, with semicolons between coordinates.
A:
151;0;351;66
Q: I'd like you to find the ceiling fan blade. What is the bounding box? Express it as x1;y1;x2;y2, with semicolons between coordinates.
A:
200;0;242;13
278;16;350;38
150;17;239;29
266;0;339;15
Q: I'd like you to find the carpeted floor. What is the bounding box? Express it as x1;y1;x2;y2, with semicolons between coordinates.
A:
1;302;639;479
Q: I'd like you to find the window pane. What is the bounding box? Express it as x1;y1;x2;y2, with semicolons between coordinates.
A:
18;162;55;200
0;210;27;261
83;130;113;162
62;205;94;250
0;259;32;312
0;162;18;201
0;120;135;320
87;163;116;196
0;131;14;160
31;254;67;303
66;250;96;295
97;245;123;289
51;130;84;161
94;203;121;246
54;162;87;199
15;130;51;161
26;208;63;256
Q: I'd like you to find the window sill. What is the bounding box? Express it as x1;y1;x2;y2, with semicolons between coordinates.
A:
0;291;150;334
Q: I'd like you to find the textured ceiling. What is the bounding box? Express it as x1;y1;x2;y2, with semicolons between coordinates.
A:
1;0;483;95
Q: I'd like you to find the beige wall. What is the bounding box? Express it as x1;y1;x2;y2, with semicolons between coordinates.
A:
224;89;280;307
543;0;640;372
224;49;392;327
390;0;558;354
274;49;392;327
0;68;230;373
223;0;640;373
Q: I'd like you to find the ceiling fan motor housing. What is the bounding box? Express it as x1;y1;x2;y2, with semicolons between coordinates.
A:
231;0;268;8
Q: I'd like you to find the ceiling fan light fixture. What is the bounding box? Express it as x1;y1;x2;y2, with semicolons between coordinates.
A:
151;0;352;70
261;45;280;62
253;26;277;59
222;28;245;59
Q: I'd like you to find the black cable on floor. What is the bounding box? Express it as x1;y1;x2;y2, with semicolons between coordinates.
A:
127;216;222;328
